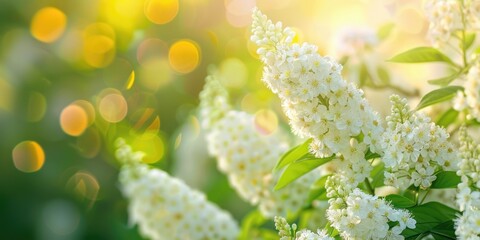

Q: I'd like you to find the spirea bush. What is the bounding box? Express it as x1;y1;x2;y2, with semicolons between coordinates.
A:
116;1;480;239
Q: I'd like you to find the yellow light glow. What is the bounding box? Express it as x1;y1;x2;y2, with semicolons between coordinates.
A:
132;133;164;164
139;58;173;90
98;93;128;123
144;0;179;25
12;141;45;173
218;58;248;89
82;23;116;68
60;104;89;136
31;7;67;43
168;40;200;74
125;70;135;90
254;109;278;135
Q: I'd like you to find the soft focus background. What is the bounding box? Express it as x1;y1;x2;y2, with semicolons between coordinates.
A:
0;0;434;239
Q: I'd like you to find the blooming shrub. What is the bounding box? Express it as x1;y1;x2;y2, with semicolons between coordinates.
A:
116;1;480;240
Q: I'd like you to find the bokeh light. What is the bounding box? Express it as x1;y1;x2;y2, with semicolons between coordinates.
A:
12;141;45;173
137;38;169;66
144;0;179;25
30;7;67;43
125;70;135;90
139;58;173;90
218;58;248;89
224;0;256;27
254;109;278;135
82;23;116;68
66;171;100;208
132;132;164;164
98;89;128;123
60;104;89;137
168;40;200;74
40;200;80;237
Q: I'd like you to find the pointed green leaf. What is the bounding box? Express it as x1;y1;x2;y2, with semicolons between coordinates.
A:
430;171;461;189
464;33;476;50
402;202;459;238
274;156;334;190
436;108;459;128
416;86;463;110
427;72;461;86
377;23;395;41
385;194;416;208
388;47;454;64
371;162;385;188
275;139;312;170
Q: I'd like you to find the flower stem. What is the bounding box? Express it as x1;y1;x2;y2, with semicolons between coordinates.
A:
364;178;375;195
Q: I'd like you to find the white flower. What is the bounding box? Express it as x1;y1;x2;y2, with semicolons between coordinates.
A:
381;95;458;190
424;0;463;47
274;216;334;240
115;139;239;240
325;181;416;240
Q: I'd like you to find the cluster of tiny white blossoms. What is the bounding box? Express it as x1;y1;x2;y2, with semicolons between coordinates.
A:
200;75;318;217
198;74;231;130
382;95;457;190
251;8;383;187
424;0;480;46
325;175;416;240
274;216;334;240
454;63;480;121
455;126;480;239
115;139;239;240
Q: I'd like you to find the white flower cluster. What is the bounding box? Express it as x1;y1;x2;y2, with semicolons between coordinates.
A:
274;216;334;240
199;74;319;217
454;63;480;121
251;9;383;187
425;0;480;46
199;74;231;130
115;139;239;240
455;126;480;239
206;109;318;217
382;95;457;190
325;175;416;240
252;8;384;188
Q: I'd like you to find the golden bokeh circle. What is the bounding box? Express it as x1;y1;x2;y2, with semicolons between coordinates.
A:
31;7;67;43
168;40;200;74
12;141;45;173
60;104;89;136
144;0;179;25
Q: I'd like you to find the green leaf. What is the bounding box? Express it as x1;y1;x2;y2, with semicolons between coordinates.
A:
370;162;385;188
306;174;331;203
464;33;476;50
238;210;267;240
416;86;463;110
275;139;312;170
430;171;461;189
427;72;461;86
385;194;416;208
365;149;381;160
436;108;459;128
377;23;395;41
275;156;335;190
388;47;454;64
403;202;459;239
430;221;457;239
